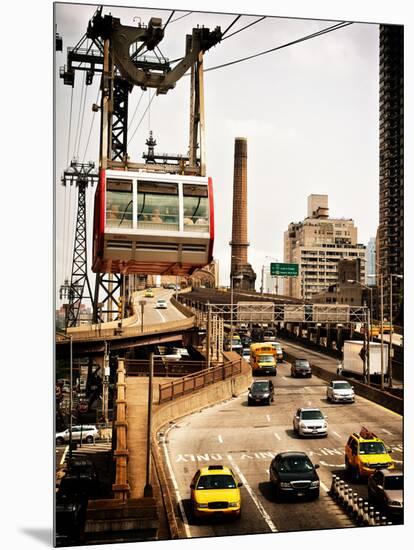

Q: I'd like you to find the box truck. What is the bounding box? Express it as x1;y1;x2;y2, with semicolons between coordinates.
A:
343;340;389;378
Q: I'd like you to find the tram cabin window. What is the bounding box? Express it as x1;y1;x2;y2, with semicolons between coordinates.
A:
106;179;133;228
137;181;179;230
183;184;209;231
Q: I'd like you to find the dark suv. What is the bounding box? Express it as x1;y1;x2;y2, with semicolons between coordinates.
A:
291;359;312;378
247;380;274;406
269;451;320;500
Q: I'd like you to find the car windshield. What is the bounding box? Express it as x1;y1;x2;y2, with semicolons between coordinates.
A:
301;410;323;420
296;360;310;367
333;382;352;390
384;475;403;490
359;442;387;455
252;382;269;391
259;355;275;364
279;456;314;473
196;474;236;490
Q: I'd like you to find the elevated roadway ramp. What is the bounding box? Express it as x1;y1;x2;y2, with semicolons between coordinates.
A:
56;288;196;357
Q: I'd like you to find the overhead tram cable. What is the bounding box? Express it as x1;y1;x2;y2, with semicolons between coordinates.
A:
204;21;353;73
127;90;157;147
222;16;266;41
82;86;101;163
221;14;242;38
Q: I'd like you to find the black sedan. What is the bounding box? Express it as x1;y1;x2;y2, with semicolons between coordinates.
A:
247;380;274;405
291;359;312;378
269;452;320;500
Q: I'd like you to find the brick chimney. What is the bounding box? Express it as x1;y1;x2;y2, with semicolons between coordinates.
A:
230;137;256;290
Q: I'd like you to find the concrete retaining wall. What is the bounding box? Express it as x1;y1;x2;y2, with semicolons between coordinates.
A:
152;362;252;434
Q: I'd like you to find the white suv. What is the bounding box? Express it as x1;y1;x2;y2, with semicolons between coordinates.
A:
56;425;99;445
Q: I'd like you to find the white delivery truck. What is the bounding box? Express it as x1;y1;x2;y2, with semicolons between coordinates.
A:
343;340;389;378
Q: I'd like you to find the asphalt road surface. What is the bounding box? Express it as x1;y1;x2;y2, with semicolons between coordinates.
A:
159;360;403;539
131;288;186;327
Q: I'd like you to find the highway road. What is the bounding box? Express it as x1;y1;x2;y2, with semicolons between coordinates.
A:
131;288;186;326
159;359;403;538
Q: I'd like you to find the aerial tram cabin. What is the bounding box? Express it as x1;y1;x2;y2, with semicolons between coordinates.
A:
92;168;214;275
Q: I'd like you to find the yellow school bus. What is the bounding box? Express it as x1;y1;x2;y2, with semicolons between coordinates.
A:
250;343;277;376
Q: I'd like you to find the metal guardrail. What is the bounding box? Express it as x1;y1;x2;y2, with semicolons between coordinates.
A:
158;358;242;404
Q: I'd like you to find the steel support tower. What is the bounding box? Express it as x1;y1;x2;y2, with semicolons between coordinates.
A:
61;161;99;327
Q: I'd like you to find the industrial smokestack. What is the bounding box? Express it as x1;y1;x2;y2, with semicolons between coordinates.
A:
230;137;256;290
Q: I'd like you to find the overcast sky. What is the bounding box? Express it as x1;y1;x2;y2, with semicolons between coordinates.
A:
54;1;383;303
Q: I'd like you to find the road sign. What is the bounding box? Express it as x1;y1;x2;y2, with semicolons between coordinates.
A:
270;262;299;276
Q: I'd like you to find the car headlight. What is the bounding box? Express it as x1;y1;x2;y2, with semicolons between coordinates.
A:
280;482;291;488
310;480;320;487
196;503;208;508
299;422;306;428
323;422;327;428
229;501;240;507
262;393;269;398
248;392;252;398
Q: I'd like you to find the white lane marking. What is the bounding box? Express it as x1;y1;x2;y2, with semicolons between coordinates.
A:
282;376;288;381
218;435;223;444
332;431;342;439
155;308;167;322
320;460;344;468
60;445;69;465
274;432;281;441
226;454;278;533
320;481;330;492
381;428;393;435
266;415;271;422
162;425;191;538
307;401;312;406
393;459;403;464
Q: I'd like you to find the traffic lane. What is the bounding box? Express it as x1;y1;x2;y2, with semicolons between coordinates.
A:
164;399;354;535
278;339;340;375
168;368;402;463
163;368;402;532
161;425;276;539
132;289;186;325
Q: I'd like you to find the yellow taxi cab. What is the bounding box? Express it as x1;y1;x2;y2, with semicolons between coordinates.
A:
145;288;154;298
345;427;394;481
190;465;242;519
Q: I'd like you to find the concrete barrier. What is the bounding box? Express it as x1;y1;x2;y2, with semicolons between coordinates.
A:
328;474;393;526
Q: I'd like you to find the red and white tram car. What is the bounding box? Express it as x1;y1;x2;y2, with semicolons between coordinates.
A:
92;169;214;275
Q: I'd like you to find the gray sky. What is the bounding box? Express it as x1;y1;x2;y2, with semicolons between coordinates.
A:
56;2;380;304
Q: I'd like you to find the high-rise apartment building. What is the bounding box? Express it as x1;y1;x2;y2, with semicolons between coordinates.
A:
379;24;404;321
284;195;366;300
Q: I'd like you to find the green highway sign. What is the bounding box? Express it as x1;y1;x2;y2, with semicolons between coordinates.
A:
270;262;299;277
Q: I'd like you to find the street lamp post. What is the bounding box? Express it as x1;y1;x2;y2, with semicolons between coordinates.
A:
379;273;385;390
388;273;403;388
144;352;154;497
68;334;73;459
139;299;146;333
